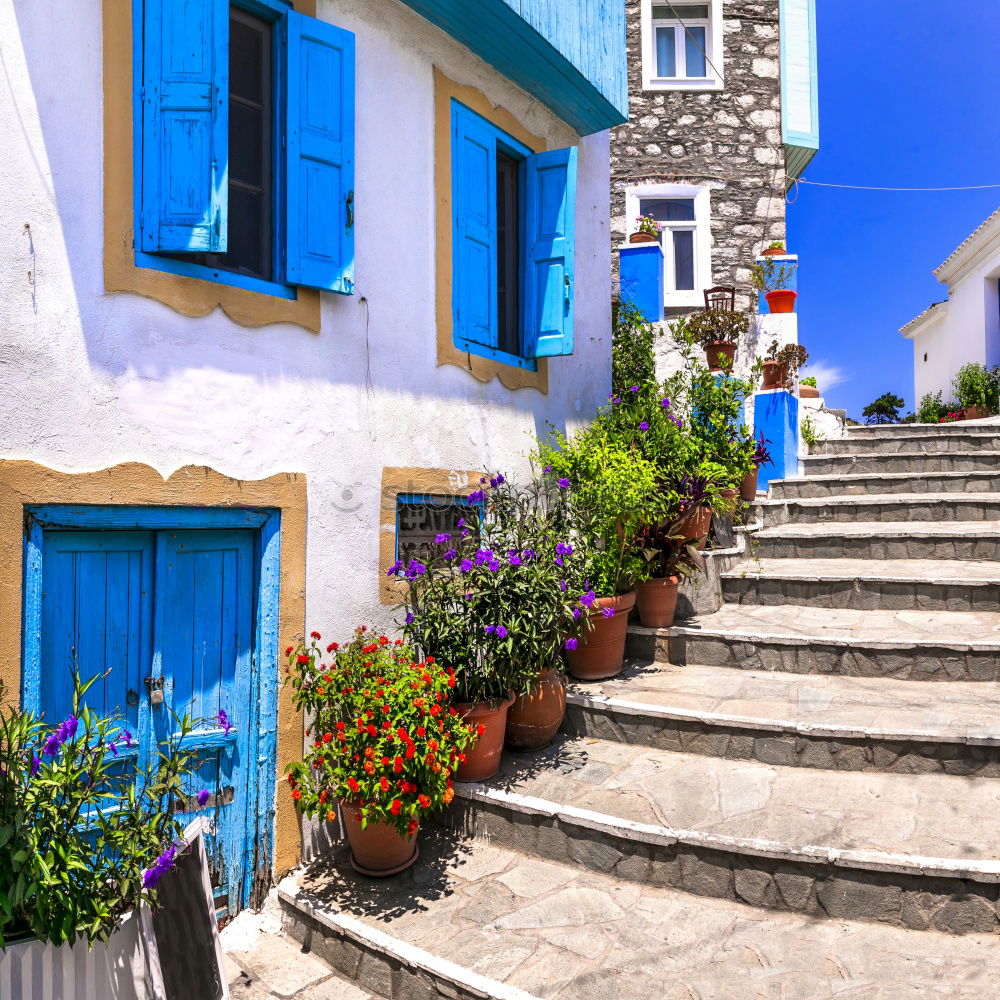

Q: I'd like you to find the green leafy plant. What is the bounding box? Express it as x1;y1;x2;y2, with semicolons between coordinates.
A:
612;300;659;395
0;675;199;947
776;343;809;383
766;241;786;253
801;376;817;388
750;256;796;293
685;310;750;347
284;629;476;838
914;391;956;424
800;414;819;448
952;363;999;412
633;213;663;238
862;392;905;425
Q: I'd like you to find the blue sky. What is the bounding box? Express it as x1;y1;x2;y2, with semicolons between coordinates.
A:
788;2;1000;420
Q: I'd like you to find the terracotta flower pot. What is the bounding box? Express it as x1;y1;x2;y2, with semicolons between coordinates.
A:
454;694;515;782
761;361;787;390
765;290;797;314
798;384;820;399
636;576;680;629
740;469;758;502
678;505;712;546
339;803;419;877
565;592;636;681
628;232;658;244
762;246;787;257
965;404;990;420
505;667;566;751
704;341;737;372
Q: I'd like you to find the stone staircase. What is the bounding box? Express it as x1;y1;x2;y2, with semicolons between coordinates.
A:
279;424;1000;999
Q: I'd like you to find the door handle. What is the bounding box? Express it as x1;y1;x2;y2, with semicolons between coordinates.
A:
564;274;572;306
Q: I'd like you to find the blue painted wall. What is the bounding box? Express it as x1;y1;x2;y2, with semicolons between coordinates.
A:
754;390;800;489
396;0;627;134
619;243;664;323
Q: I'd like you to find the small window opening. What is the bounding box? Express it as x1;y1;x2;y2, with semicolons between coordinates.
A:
496;150;521;358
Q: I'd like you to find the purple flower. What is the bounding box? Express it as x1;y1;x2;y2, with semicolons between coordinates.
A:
484;625;496;634
639;422;649;431
495;626;508;639
565;638;579;651
554;555;564;567
555;542;573;557
143;844;177;890
474;548;494;566
487;559;501;572
30;754;40;778
607;392;616;401
572;608;582;620
557;478;570;489
579;590;597;608
217;709;235;736
197;788;211;807
543;465;552;473
405;560;427;579
468;489;486;504
661;398;671;408
609;395;622;405
435;533;452;544
602;607;615;619
489;473;506;488
386;560;403;577
673;416;684;429
405;612;415;624
443;548;457;561
460;559;474;573
559;579;568;592
523;548;536;562
508;553;522;566
42;714;78;758
630;385;639;393
457;518;466;529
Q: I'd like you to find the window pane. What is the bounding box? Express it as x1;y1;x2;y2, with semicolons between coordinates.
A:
673;230;695;291
639;198;696;222
685;26;707;76
496;151;521;358
652;4;709;18
655;26;676;77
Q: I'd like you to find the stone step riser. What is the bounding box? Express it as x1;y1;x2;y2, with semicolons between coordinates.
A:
439;796;1000;936
762;499;1000;527
627;631;1000;683
754;535;1000;561
720;574;1000;614
562;701;1000;777
803;454;996;476
814;436;1000;456
770;475;1000;500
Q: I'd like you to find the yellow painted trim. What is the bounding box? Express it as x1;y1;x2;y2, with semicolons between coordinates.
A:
378;466;481;605
0;461;307;877
433;68;549;393
102;0;321;332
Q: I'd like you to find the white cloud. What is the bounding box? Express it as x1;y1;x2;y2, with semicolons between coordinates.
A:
801;359;849;393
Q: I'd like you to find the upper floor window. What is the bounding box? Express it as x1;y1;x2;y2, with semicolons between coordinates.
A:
134;0;355;298
641;2;724;91
450;101;577;370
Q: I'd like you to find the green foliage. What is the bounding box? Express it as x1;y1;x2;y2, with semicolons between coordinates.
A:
0;675;198;947
749;257;796;293
800;376;817;388
862;392;905;425
914;391;958;424
952;363;999;412
685;310;750;347
800;414;819;448
611;300;658;395
395;477;586;700
776;343;809;381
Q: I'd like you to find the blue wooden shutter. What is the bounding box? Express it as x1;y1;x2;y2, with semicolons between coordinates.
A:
284;12;355;293
140;0;228;252
522;146;577;358
451;102;498;349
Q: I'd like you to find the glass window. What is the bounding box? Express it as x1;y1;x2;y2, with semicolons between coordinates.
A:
653;3;709;16
655;26;676;77
640;198;696;223
672;230;695;291
684;26;707;78
396;496;478;563
648;0;713;82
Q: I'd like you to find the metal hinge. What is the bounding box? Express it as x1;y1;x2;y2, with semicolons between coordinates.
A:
345;190;354;229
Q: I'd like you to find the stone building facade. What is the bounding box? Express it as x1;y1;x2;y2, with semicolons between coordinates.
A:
612;0;812;314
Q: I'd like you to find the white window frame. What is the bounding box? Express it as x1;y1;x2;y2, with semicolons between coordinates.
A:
626;184;712;309
640;1;724;92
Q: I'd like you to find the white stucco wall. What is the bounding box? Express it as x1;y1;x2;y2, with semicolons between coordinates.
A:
0;0;612;638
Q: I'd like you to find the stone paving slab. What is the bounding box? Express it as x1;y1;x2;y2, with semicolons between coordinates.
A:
478;735;1000;871
760;494;1000;527
285;834;1000;999
728;556;1000;584
801;451;1000;476
770;470;1000;500
756;520;1000;539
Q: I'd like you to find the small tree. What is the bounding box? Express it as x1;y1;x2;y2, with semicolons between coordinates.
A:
862;392;905;425
611;300;659;396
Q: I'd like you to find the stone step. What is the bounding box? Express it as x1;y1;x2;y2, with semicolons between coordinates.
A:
444;736;1000;934
847;422;1000;436
632;604;1000;682
278;835;999;998
563;660;1000;776
770;469;1000;500
720;557;1000;612
801;450;1000;476
753;520;1000;561
813;431;1000;456
759;493;1000;527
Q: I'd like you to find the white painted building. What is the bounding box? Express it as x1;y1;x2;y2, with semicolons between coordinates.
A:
901;206;1000;403
0;0;627;906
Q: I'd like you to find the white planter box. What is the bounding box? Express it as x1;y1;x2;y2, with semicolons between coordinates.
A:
0;912;150;1000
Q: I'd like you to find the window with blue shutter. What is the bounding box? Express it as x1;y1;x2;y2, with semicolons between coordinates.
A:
133;0;356;299
449;100;577;371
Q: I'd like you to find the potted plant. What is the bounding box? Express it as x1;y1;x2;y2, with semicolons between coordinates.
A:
761;340;785;389
285;629;475;876
777;343;809;389
750;256;797;313
799;375;820;399
953;362;999;420
686;310;750;372
0;675;199;963
629;213;662;244
741;432;772;501
762;240;787;257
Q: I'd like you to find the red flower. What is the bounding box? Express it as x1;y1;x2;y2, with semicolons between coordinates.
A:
336;721;346;732
405;745;415;760
327;642;339;652
382;704;391;714
287;774;296;786
408;819;419;834
426;656;435;664
322;733;333;744
347;777;359;793
393;756;403;773
319;790;328;803
416;727;426;738
296;654;309;665
366;724;377;738
418;794;430;809
379;636;389;646
292;789;302;801
285;646;294;656
380;776;390;793
430;705;442;717
310;631;322;640
363;760;374;774
364;747;375;759
327;808;336;822
397;728;408;741
476;723;486;736
390;799;402;815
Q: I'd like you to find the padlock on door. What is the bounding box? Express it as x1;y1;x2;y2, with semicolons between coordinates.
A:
145;675;165;705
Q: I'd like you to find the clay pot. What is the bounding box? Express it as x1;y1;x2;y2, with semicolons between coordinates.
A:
740;469;758;502
765;290;797;314
677;506;712;546
799;384;820;399
761;361;788;390
454;694;515;782
505;667;567;751
762;246;787;257
565;592;636;681
704;341;737;372
965;404;990;420
636;576;680;629
339;803;419;877
628;232;658;244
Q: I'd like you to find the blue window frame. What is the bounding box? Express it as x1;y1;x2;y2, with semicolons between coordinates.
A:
450;100;578;370
132;0;356;298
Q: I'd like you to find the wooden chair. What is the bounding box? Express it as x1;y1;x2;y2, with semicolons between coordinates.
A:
703;286;736;312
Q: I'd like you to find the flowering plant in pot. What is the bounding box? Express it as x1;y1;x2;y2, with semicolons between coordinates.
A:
285;629;475;876
685;310;750;372
762;240;787;257
953;362;999;419
0;674;199;948
394;476;586;767
750;257;797;313
741;432;773;500
629;213;663;244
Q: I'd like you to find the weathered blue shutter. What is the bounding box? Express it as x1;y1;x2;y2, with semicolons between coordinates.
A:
451;103;498;349
140;0;228;252
284;12;355;293
522;146;577;358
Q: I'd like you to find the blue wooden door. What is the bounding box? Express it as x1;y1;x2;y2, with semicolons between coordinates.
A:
35;527;258;914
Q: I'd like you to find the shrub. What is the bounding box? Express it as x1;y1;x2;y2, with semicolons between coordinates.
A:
611;300;658;395
750;257;796;293
953;363;999;412
800;376;817;388
284;629;476;837
685;310;750;347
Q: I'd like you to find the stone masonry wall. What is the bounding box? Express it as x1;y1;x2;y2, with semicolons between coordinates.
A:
611;0;787;313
